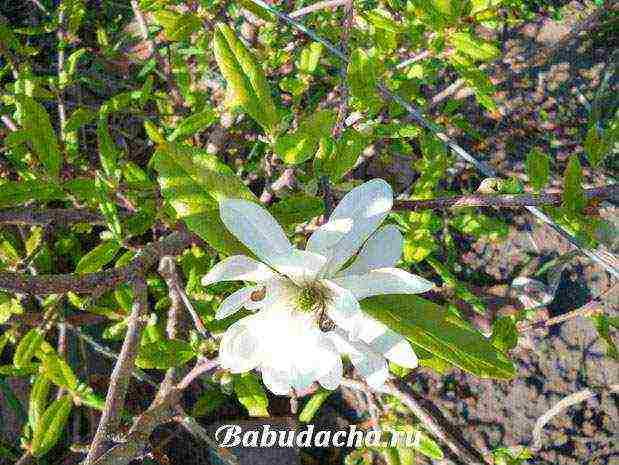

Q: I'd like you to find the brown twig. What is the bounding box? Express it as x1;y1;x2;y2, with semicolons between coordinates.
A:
0;208;106;226
0;230;194;295
158;256;210;338
84;275;149;464
393;185;618;211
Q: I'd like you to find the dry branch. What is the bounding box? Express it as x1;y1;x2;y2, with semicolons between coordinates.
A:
0;230;194;295
84;276;149;464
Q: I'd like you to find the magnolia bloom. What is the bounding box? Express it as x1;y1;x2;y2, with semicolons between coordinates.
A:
202;179;434;394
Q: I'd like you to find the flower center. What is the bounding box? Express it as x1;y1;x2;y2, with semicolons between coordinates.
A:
296;285;323;313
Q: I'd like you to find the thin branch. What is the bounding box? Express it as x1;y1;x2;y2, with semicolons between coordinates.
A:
67;323;158;388
393;185;618;211
530;384;619;451
84;276;149;464
158;256;210;339
0;208;106;226
0;230;194;295
342;377;491;465
289;0;349;18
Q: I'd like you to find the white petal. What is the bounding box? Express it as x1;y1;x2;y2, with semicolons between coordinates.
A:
328;330;388;390
339;224;403;276
261;367;292;395
307;179;393;276
318;356;343;390
333;267;434;300
355;314;418;368
219;320;261;373
202;255;276;286
268;249;328;285
215;286;261;320
321;280;362;337
354;350;389;390
220;199;292;266
305;218;353;255
383;338;418;369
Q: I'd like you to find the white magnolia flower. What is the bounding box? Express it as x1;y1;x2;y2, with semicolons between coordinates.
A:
202;179;434;394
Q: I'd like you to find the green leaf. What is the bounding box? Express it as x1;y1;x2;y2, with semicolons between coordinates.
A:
562;155;585;213
299;388;332;423
362;8;405;33
213;23;282;136
314;130;367;182
525;148;551;192
0;294;23;324
136;339;197;369
347;48;382;112
168;108;218;142
584;119;617;168
151;142;255;255
274;110;336;164
298;42;323;74
28;375;51;429
40;353;79;391
490;316;518;353
591;314;618;360
234;373;269;417
449;32;499;62
74;241;121;274
449;54;497;112
360;295;517;379
59;0;86;34
269;194;324;227
64;107;96;132
153;10;201;42
13;328;45;369
14;95;62;179
192;388;227;416
30;395;72;457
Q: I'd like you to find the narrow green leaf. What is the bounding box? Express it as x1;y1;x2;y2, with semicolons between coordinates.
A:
213;23;282;135
562;155;585;213
234;373;269;417
13;328;45;369
490;316;518;353
64;107;96;132
14;95;62;179
168;108;218;142
153;10;201;42
151;142;255;255
525;148;551;192
31;395;72;457
74;241;121;274
298;42;323;74
449;32;499;62
314;130;367;182
360;295;517;379
136;339;197;369
347;48;382;112
274;110;335;164
299;388;331;423
40;353;79;392
28;375;51;429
